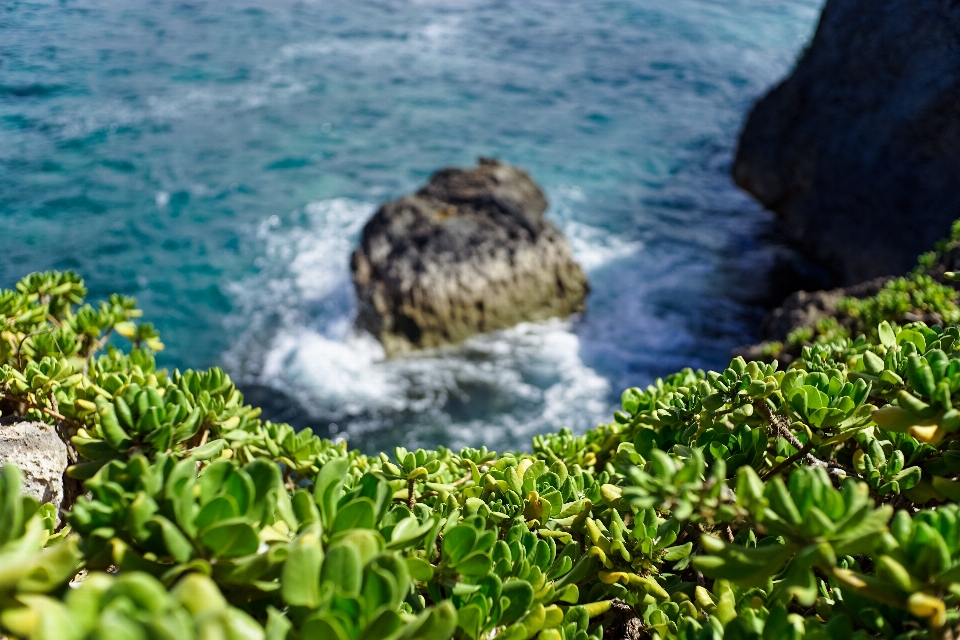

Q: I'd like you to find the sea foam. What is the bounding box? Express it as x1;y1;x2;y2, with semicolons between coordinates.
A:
226;193;623;452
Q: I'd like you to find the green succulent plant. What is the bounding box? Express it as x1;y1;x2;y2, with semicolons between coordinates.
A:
3;260;960;640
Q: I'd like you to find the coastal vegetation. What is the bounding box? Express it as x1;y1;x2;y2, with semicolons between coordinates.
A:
2;254;960;639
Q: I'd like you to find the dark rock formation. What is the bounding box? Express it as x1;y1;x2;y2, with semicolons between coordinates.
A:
734;0;960;286
736;235;960;363
757;277;892;347
351;159;589;356
735;278;891;364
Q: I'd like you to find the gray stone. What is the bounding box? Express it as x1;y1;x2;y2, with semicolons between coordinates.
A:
735;277;892;364
734;0;960;286
351;158;589;355
759;277;892;344
0;420;67;509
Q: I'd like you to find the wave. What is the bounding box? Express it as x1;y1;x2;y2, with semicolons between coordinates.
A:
225;193;631;453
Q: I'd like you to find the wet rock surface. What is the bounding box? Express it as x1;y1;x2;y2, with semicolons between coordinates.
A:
734;0;960;285
351;158;588;356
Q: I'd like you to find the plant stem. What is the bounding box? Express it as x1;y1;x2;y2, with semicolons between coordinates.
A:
762;441;814;480
0;391;75;427
43;391;77;464
755;401;843;478
15;328;55;372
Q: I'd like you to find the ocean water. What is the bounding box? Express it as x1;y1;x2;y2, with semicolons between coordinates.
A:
1;0;824;453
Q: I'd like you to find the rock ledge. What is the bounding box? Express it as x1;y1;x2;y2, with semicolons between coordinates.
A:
0;420;67;509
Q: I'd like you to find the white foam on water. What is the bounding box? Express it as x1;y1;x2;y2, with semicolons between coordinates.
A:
262;319;610;437
260;329;401;417
227;194;635;452
563;220;643;272
550;185;644;271
287;199;371;300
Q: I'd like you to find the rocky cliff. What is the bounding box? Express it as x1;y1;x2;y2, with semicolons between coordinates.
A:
734;0;960;286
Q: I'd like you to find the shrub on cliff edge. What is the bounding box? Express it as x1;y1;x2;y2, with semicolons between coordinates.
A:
1;269;960;640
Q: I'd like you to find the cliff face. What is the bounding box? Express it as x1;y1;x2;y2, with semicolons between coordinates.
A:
734;0;960;286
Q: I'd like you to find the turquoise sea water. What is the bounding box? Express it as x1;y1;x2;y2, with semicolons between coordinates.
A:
2;0;824;452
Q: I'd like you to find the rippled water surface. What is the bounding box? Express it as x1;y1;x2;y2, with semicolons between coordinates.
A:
1;0;824;452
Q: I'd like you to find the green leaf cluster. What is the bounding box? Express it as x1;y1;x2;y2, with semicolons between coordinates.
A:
2;268;960;640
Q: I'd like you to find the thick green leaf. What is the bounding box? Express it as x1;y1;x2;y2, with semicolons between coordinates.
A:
455;551;493;577
357;609;403;640
315;457;350;528
333;498;376;534
282;529;323;608
442;524;477;565
300;614;349;640
195;496;239;533
199;519;260;558
361;564;399;613
321;542;362;595
499;581;534;626
146;516;193;563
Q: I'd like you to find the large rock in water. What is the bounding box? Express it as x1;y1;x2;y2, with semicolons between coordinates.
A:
351;159;589;355
733;0;960;286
